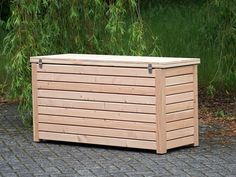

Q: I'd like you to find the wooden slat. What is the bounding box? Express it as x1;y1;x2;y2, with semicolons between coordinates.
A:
38;90;156;105
39;132;157;150
38;98;156;114
166;92;194;104
193;65;199;146
155;69;167;154
166;110;194;122
167;127;194;140
37;73;155;86
38;64;154;77
38;123;156;141
37;81;155;96
165;83;194;95
165;74;193;86
167;136;194;149
166;118;194;131
32;64;39;142
38;106;156;123
165;66;194;77
166;101;194;113
38;115;156;131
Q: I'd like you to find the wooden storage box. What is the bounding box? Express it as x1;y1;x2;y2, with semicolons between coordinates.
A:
30;54;200;154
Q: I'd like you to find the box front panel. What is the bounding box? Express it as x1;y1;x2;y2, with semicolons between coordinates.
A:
35;63;157;150
164;65;196;149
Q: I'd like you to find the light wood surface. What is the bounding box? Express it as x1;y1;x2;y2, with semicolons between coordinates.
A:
167;136;194;149
37;81;155;96
38;98;156;114
32;64;39;142
166;118;194;131
155;69;167;154
166;108;194;123
31;57;199;153
37;73;155;86
38;115;156;131
39;132;157;150
166;92;194;104
165;66;194;77
166;127;194;140
38;90;156;105
30;54;200;68
165;83;194;95
38;106;156;123
165;74;193;86
166;101;194;113
193;65;199;146
38;123;156;141
38;64;155;77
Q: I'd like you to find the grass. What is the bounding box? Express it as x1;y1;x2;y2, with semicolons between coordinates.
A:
141;1;235;94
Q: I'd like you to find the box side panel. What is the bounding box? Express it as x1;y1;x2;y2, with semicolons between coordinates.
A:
36;64;157;150
164;65;197;150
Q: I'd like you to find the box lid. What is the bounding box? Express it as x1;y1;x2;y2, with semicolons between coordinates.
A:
30;54;200;68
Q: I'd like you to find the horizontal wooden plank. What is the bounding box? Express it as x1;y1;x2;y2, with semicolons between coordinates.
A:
166;101;194;113
167;136;194;149
38;115;156;131
37;81;155;96
165;74;193;86
37;73;155;86
165;66;193;77
166;118;194;131
166;92;194;104
38;123;156;141
166;110;194;122
38;90;156;105
39;132;157;150
165;83;194;95
167;127;194;140
38;98;156;114
38;106;156;123
38;64;155;77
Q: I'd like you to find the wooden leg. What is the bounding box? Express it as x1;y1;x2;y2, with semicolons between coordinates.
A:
155;69;167;154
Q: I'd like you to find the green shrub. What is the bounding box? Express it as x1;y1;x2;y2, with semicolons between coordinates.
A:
201;0;236;94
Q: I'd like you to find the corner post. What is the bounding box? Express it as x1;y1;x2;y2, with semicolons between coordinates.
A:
155;69;167;154
32;63;39;142
193;65;199;146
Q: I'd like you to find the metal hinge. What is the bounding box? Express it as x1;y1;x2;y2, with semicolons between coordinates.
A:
147;64;152;74
38;59;43;69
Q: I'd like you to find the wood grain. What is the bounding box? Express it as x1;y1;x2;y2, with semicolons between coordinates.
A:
193;65;199;146
38;98;156;114
166;74;193;86
38;90;156;105
32;64;39;142
37;73;155;86
155;69;167;154
38;106;156;123
166;118;194;131
167;136;194;149
165;83;194;95
39;132;157;150
165;66;194;77
38;114;156;131
37;64;155;77
38;123;156;141
166;127;194;140
37;81;155;96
